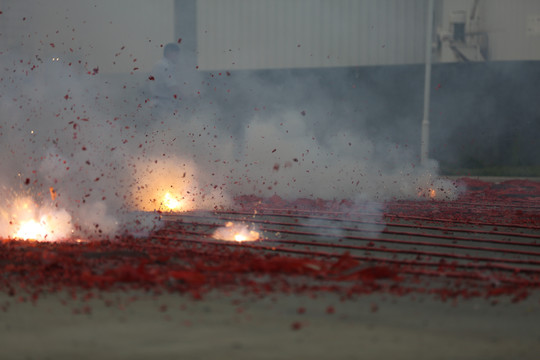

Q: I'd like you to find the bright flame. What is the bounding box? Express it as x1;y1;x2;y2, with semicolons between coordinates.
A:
14;219;46;241
130;156;230;212
3;196;74;241
162;192;182;211
212;221;260;242
129;156;196;212
418;187;437;199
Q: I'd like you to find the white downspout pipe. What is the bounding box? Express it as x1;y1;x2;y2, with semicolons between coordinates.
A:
421;0;434;167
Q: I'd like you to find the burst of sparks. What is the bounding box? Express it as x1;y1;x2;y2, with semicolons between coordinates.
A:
212;221;260;242
162;192;182;211
14;219;46;241
6;197;74;242
418;188;437;199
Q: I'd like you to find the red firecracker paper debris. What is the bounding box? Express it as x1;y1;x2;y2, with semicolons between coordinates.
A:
0;178;538;305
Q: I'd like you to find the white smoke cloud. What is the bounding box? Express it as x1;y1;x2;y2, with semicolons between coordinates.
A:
0;52;160;240
0;24;461;242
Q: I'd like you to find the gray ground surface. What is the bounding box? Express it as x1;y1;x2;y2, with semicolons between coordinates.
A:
1;290;539;360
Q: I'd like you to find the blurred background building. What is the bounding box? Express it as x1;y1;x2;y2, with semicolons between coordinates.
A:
195;0;540;70
1;0;539;174
2;0;540;71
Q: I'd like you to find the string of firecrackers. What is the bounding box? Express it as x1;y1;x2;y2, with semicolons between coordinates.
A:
1;238;538;304
233;179;540;225
0;178;539;304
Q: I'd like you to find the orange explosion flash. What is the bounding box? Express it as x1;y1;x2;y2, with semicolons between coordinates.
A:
161;192;183;212
212;221;260;242
130;157;196;213
418;188;437;199
4;197;73;241
131;156;231;213
14;219;46;240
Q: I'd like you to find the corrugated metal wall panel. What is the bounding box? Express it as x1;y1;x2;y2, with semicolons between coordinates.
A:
483;0;540;61
197;0;428;70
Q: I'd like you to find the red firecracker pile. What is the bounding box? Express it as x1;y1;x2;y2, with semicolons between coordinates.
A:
1;178;539;305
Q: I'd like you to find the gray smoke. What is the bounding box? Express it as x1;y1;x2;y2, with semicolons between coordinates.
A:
0;4;463;241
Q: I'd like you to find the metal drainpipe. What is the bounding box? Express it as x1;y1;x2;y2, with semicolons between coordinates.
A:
421;0;434;167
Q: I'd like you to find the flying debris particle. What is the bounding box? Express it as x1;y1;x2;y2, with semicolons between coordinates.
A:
148;76;155;81
49;187;57;201
300;110;306;116
49;43;55;48
291;322;303;330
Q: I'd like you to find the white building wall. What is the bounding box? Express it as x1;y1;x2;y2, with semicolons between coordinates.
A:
196;0;429;70
2;0;539;73
197;0;540;70
482;0;540;61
